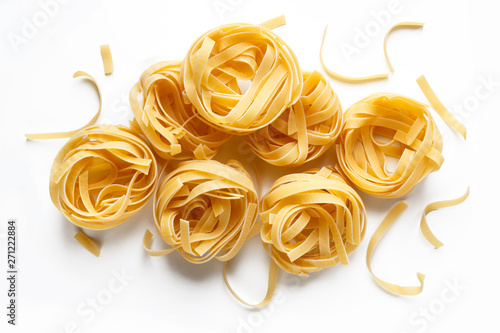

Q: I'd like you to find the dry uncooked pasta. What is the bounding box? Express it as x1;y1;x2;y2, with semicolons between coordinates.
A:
143;159;259;263
25;71;102;140
244;71;343;167
417;75;467;140
49;125;158;229
181;22;302;134
383;22;424;72
336;93;444;198
74;231;101;257
420;187;470;248
260;166;366;276
320;26;389;83
100;44;114;75
130;61;230;160
366;201;425;295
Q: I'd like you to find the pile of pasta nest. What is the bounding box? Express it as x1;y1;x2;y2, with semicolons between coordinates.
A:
28;16;469;307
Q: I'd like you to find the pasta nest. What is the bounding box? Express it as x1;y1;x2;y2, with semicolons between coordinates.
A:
130;61;230;160
260;166;366;276
181;23;303;134
244;71;342;166
153;159;259;263
336;93;444;198
49;125;158;229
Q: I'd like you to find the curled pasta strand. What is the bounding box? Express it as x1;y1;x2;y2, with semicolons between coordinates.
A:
320;26;389;83
420;187;470;248
367;201;425;295
383;22;425;72
244;71;343;167
181;22;303;134
336;93;444;198
130;61;230;160
145;159;260;263
49;125;159;229
25;71;102;140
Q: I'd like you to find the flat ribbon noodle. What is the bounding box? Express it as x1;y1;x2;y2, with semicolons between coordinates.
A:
49;125;158;229
181;21;302;134
144;159;260;263
260;166;366;276
367;201;425;295
320;26;389;83
130;61;230;160
336;93;444;198
383;22;425;72
100;44;114;75
244;71;343;167
420;187;470;248
74;231;101;257
417;75;467;140
25;71;102;140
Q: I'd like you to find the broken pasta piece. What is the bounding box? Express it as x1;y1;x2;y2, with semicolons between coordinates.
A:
100;44;114;75
336;93;444;198
143;159;260;263
49;125;158;229
130;61;230;160
74;231;101;257
244;71;343;167
182;22;302;134
260;166;366;276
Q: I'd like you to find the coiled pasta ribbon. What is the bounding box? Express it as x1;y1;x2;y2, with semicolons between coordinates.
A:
181;22;302;134
336;93;444;198
49;125;158;229
143;159;260;263
130;61;230;160
244;71;343;167
260;166;366;276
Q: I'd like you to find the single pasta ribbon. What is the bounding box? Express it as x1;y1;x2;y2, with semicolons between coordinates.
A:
336;93;444;198
420;187;470;248
25;71;102;140
320;25;389;83
130;61;230;160
417;75;467;140
49;125;159;229
383;22;425;72
181;21;303;134
144;159;260;263
244;71;343;167
367;201;425;295
100;44;114;75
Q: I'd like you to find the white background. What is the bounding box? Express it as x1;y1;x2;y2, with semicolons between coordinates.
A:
1;0;499;332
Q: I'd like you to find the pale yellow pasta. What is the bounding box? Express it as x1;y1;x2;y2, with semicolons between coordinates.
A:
244;71;343;167
383;22;424;72
336;93;444;198
143;159;259;263
367;201;425;295
181;22;302;134
49;125;158;229
260;166;366;276
100;44;114;75
130;61;230;160
74;231;101;257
